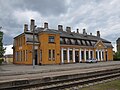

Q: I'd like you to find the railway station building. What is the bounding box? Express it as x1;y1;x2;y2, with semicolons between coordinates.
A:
13;19;113;65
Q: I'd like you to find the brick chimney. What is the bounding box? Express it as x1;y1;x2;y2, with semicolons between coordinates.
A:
83;28;87;35
90;33;92;35
58;25;63;31
66;27;71;33
24;24;28;32
76;29;79;33
97;31;100;37
30;19;35;31
44;22;48;28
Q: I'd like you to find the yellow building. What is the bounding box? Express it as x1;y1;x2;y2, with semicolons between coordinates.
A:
13;19;113;65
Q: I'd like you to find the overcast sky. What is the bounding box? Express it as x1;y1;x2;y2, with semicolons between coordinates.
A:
0;0;120;51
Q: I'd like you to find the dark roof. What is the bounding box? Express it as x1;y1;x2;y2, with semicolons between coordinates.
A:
117;38;120;42
14;27;113;48
36;28;111;43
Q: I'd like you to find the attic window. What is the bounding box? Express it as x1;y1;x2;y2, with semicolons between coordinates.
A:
60;38;64;44
70;39;75;44
65;38;71;44
77;40;81;45
81;40;86;45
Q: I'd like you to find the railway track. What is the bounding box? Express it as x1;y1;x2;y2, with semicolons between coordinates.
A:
0;67;120;90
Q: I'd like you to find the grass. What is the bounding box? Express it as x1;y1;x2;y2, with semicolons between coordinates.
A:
80;79;120;90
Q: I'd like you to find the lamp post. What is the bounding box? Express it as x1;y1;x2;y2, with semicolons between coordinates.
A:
32;25;36;69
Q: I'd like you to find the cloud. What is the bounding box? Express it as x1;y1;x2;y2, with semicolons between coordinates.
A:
0;0;120;51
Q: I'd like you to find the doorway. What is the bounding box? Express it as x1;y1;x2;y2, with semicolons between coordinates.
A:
35;50;38;65
105;51;107;61
75;51;79;63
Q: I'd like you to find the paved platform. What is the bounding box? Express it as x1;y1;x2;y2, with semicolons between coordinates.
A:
0;61;120;76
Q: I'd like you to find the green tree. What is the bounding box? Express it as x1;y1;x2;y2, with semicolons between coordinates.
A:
0;31;5;58
114;51;120;60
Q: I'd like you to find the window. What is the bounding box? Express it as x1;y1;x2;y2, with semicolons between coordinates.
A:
90;51;93;59
77;40;81;45
49;36;55;43
53;50;55;60
86;51;89;59
96;51;98;59
69;50;73;60
16;51;19;61
23;50;25;61
70;39;75;44
81;40;86;45
102;51;104;59
81;51;84;59
86;41;90;46
65;38;71;44
48;49;55;60
63;50;67;60
99;51;101;60
49;50;52;60
60;38;64;44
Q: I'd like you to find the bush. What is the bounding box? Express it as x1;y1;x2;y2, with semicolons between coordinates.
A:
113;51;120;61
0;58;3;64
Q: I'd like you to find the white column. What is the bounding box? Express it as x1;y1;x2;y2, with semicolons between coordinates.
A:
101;50;103;61
61;48;64;63
89;50;91;59
84;49;86;61
97;50;100;61
67;48;70;63
92;50;94;59
79;49;81;62
73;48;75;62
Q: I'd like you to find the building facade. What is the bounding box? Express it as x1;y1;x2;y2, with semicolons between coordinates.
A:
116;38;120;52
13;19;113;65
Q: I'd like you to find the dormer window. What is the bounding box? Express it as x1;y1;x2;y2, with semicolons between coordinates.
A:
49;36;54;43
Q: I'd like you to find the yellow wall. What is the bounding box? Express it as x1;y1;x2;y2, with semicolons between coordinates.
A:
13;32;113;65
39;32;60;64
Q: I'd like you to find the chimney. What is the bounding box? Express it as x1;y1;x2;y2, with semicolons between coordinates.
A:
44;22;48;28
58;25;63;31
24;24;28;32
76;29;79;33
97;31;100;37
30;19;35;31
66;26;71;33
83;28;87;35
90;33;92;35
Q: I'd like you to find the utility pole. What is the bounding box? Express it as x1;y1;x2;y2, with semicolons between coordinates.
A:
32;25;35;69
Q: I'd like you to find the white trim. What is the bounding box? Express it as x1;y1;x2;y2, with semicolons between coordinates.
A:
84;49;86;61
67;48;70;63
79;49;82;62
73;48;75;62
89;50;91;59
61;48;64;63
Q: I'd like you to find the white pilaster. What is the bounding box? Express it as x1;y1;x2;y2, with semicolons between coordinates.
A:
79;49;81;62
101;50;103;61
67;48;70;63
92;50;94;59
89;50;91;59
61;48;64;63
84;49;86;61
97;50;100;61
73;48;75;62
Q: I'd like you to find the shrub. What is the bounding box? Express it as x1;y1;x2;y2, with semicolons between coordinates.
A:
113;51;120;61
0;58;3;64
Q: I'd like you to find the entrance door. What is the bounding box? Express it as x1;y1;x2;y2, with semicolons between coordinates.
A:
105;51;107;61
75;51;79;63
35;50;38;65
